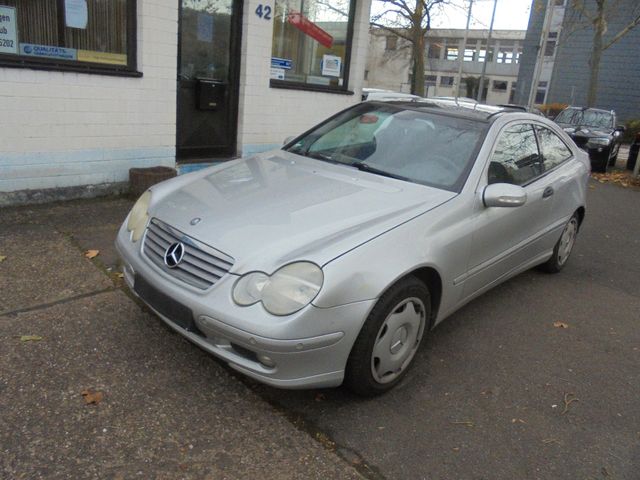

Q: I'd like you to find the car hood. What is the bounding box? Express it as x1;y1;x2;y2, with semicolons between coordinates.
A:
556;123;612;138
150;151;456;273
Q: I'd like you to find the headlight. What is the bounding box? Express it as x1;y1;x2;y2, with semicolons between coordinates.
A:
587;137;611;146
232;262;324;316
126;190;152;242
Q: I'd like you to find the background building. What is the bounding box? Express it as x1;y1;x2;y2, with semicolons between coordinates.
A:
0;0;372;205
365;28;525;105
515;0;640;121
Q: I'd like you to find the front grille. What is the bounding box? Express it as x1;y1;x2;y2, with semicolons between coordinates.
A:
142;218;234;290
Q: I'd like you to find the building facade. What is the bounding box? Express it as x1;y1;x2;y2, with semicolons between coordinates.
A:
515;0;640;121
365;28;525;105
0;0;372;205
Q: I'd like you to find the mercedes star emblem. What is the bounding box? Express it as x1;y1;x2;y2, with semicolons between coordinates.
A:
164;242;185;268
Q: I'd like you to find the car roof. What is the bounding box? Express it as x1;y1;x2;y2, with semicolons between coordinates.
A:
368;98;531;123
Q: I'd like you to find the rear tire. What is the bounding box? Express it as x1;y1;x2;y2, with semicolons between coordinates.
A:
539;213;580;273
344;276;430;397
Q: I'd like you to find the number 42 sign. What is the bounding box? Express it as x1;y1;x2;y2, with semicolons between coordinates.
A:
255;4;272;20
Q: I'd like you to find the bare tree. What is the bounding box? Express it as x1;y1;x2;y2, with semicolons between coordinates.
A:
371;0;450;96
565;0;640;106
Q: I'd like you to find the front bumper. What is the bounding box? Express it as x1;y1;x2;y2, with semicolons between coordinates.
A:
115;223;375;389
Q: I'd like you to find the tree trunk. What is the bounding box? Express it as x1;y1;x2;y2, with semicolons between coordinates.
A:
587;2;606;107
412;30;425;97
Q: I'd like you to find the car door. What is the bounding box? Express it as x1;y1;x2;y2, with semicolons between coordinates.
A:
534;124;581;228
463;122;555;299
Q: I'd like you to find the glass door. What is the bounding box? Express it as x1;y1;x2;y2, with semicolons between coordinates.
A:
177;0;242;160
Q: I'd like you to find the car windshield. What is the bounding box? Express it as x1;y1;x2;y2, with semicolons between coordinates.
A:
555;109;613;129
284;103;487;192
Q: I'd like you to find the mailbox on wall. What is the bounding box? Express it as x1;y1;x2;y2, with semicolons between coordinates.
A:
196;79;226;111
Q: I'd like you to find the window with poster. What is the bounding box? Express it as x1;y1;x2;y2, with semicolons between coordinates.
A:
270;0;356;94
0;0;137;76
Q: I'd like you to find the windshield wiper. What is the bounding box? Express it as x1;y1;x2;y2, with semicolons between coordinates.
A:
302;151;342;164
350;162;409;181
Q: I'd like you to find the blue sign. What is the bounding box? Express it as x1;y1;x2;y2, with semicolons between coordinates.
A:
271;57;292;70
20;43;77;60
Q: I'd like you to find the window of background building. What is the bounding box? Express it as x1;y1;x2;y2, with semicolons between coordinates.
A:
385;35;397;51
514;51;522;63
271;0;355;91
492;80;507;91
478;45;494;63
425;75;437;88
544;39;556;56
440;75;454;86
464;46;475;62
445;40;458;60
427;40;442;59
497;46;514;64
0;0;136;74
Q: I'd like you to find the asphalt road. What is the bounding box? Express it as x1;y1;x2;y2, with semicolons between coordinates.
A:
1;177;639;479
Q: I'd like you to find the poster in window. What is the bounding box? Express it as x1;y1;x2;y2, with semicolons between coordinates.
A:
197;13;214;43
0;6;18;55
321;55;341;77
65;0;88;29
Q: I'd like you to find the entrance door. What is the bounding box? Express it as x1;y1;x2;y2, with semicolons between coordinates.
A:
177;0;242;160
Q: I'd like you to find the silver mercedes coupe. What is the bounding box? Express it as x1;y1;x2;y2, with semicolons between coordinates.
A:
116;100;589;396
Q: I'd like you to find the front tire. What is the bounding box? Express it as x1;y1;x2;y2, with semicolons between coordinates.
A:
539;213;579;273
344;276;430;396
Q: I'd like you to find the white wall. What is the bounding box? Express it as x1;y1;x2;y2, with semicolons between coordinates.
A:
236;0;372;156
0;0;177;195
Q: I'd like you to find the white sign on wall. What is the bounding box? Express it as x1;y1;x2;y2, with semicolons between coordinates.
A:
0;6;18;55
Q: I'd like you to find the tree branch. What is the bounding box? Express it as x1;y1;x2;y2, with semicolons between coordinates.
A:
369;23;413;42
603;13;640;50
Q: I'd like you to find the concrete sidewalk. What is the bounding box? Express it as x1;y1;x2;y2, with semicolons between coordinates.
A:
0;198;362;479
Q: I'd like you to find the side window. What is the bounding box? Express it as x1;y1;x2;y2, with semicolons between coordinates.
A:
488;124;543;185
535;126;572;170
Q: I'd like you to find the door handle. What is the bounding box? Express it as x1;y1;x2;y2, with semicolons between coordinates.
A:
542;186;554;198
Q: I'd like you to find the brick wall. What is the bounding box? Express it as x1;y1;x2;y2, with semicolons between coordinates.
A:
0;0;178;197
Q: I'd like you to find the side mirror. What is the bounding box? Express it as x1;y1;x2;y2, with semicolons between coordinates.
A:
283;136;296;146
615;125;626;133
483;183;527;208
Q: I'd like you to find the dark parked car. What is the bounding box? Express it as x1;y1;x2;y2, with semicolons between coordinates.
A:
553;107;625;172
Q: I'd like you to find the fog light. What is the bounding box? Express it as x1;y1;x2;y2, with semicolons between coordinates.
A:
257;354;276;368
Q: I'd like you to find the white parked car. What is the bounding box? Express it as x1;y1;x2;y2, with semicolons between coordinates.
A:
116;100;589;396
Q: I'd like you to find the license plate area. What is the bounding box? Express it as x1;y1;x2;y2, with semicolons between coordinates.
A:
134;274;196;331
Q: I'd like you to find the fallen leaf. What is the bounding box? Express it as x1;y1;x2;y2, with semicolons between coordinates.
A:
553;321;569;329
81;389;104;405
115;272;124;278
561;392;579;415
511;418;526;424
20;335;43;342
84;250;100;259
451;421;475;427
315;393;326;402
0;255;6;263
542;438;560;445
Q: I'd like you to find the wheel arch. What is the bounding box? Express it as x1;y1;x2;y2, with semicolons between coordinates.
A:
402;267;443;329
576;206;585;227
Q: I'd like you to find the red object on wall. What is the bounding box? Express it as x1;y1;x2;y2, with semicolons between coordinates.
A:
287;12;334;49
